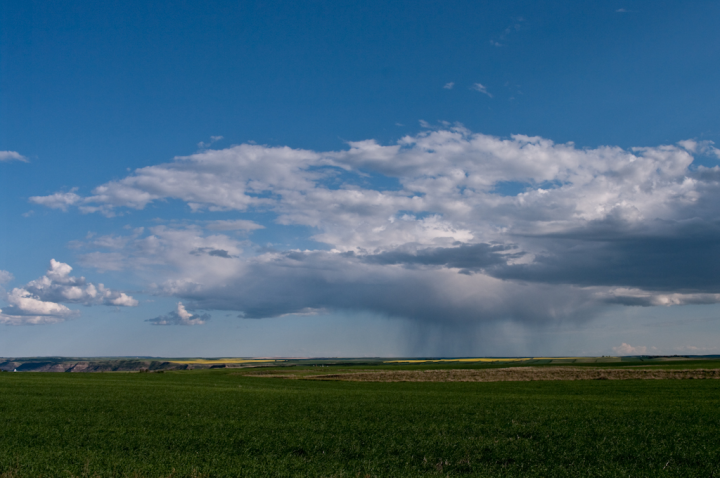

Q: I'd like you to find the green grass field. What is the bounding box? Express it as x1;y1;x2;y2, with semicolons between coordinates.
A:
1;367;720;477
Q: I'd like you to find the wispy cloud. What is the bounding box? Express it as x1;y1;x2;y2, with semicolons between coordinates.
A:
471;83;493;97
677;139;720;158
29;188;82;211
443;82;455;90
0;151;28;163
490;18;524;47
198;136;224;149
0;271;13;285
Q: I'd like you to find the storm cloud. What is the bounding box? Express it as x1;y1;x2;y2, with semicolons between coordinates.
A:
29;127;720;325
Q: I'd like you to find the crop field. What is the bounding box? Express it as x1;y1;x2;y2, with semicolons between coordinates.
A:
1;360;720;477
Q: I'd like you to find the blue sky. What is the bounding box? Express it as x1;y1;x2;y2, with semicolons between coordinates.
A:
2;0;720;357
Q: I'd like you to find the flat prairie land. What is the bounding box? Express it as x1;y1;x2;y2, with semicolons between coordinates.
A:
1;361;720;477
292;366;720;382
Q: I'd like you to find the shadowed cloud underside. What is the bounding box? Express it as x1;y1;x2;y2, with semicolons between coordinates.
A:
9;127;720;326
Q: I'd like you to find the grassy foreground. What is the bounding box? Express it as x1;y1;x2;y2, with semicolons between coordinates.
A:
1;369;719;477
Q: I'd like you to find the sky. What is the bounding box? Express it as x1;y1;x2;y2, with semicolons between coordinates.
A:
2;0;720;358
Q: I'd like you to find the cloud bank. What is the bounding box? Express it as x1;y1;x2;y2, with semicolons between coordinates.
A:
31;127;720;325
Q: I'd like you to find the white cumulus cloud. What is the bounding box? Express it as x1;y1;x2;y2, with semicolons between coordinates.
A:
0;288;77;325
0;259;137;325
30;127;720;326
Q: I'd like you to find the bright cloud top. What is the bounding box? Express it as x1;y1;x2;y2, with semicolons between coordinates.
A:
0;259;137;325
29;127;720;324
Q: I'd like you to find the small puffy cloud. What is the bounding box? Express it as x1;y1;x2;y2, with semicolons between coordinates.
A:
0;260;137;325
443;82;455;90
0;270;13;285
612;343;647;355
23;259;138;307
5;289;73;316
0;151;28;162
110;293;139;306
0;288;77;325
29;189;82;211
471;83;493;97
147;302;210;325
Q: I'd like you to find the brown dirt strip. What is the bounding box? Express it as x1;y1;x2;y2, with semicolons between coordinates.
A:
292;367;720;382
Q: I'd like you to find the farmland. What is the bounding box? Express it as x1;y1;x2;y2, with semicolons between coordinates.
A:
1;359;720;476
